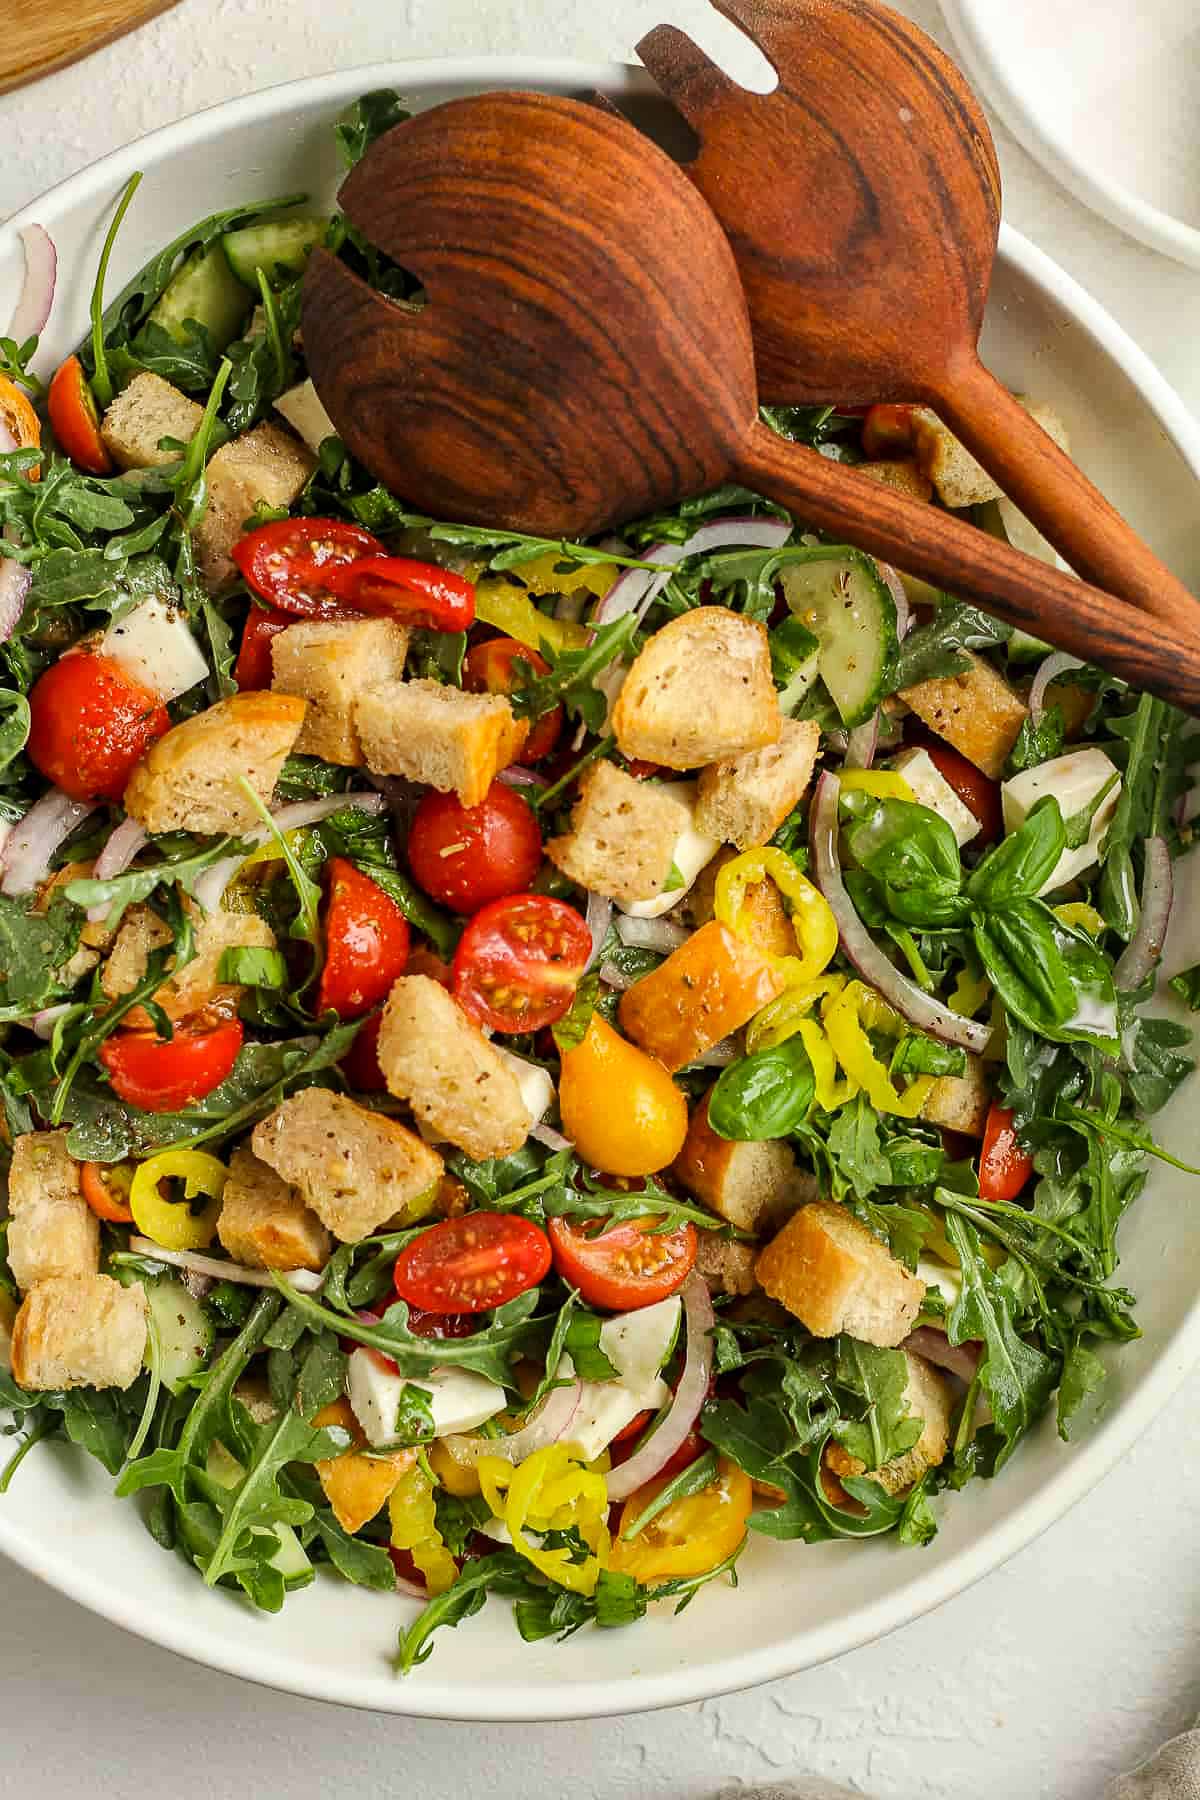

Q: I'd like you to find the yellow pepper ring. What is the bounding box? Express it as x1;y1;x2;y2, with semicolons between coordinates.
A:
715;847;839;988
746;982;858;1112
822;982;936;1119
838;769;917;804
129;1149;228;1252
479;1445;610;1597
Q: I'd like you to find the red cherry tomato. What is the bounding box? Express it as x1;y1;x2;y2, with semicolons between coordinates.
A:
405;1305;477;1339
547;1215;697;1312
393;1213;552;1314
862;402;918;458
923;741;1003;844
99;1020;244;1113
316;857;410;1020
27;650;170;802
234;605;293;690
47;355;111;475
407;782;544;914
463;637;561;762
406;944;454;988
340;1012;388;1092
452;893;591;1033
231;517;384;617
978;1104;1034;1203
325;555;475;632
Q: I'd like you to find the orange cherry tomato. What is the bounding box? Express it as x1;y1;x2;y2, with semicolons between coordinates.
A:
978;1103;1034;1202
99;1020;244;1113
0;371;42;478
27;649;170;801
47;355;111;475
923;741;1003;844
81;1161;135;1224
407;782;544;914
451;893;590;1033
463;637;561;762
547;1214;696;1312
234;605;293;690
232;518;384;617
316;857;410;1020
393;1213;552;1314
609;1457;752;1581
558;1015;688;1177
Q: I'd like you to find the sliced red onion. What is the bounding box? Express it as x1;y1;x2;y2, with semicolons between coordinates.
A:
394;1574;429;1601
903;1326;982;1384
878;562;910;640
192;791;386;912
585;890;614;968
593;517;793;631
844;711;879;771
180;1269;214;1301
31;1001;74;1041
810;772;992;1053
88;817;149;921
691;1036;739;1068
496;764;548;790
592;542;674;627
606;1274;714;1501
1030;651;1085;725
127;1237;324;1292
0;789;99;897
597;957;632;991
1113;835;1172;992
677;515;793;559
529;1121;572;1153
8;225;56;345
615;913;690;953
445;1375;583;1468
0;558;31;642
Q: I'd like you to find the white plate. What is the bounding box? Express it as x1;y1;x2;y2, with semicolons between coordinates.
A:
4;56;1200;1723
941;0;1200;268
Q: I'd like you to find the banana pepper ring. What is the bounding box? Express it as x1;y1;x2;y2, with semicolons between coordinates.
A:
479;1445;610;1596
715;847;839;988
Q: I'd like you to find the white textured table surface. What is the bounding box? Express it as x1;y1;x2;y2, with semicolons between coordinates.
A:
3;5;1200;1796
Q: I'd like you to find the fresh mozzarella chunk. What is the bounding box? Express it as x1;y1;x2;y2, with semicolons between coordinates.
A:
564;1369;672;1463
890;747;980;848
100;596;209;701
916;1257;962;1309
492;1045;556;1127
346;1348;505;1447
1001;748;1122;894
619;783;721;919
598;1295;681;1391
274;378;338;454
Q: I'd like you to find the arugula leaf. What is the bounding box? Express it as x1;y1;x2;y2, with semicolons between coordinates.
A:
832;1337;922;1471
1006;704;1065;776
509;614;639;731
890;1035;966;1079
335;90;411;169
202;1408;348;1588
707;1036;815;1140
1121;1013;1195;1115
541;1166;727;1236
314;1509;397;1591
0;688;29;773
64;834;245;930
1056;1340;1108;1441
944;1212;1056;1467
562;1307;620;1383
0;891;83;1017
394;1551;539;1672
824;1097;891;1201
1169;964;1200;1011
700;1390;832;1543
552;972;601;1054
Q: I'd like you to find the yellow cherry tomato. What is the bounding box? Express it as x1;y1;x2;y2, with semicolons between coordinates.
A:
559;1015;688;1177
474;576;591;655
129;1149;227;1251
838;769;917;803
428;1437;482;1497
715;847;838;989
609;1457;752;1583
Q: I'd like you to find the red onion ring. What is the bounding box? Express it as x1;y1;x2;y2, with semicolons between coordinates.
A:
606;1274;714;1501
8;225;57;345
191;791;386;912
584;890;614;968
903;1326;982;1384
31;1001;74;1041
127;1237;324;1292
691;1036;739;1068
592;517;794;629
1113;836;1173;992
446;1374;583;1468
1029;651;1085;725
0;558;31;642
88;817;150;921
877;562;910;639
497;765;548;790
810;771;992;1053
843;711;879;771
394;1574;429;1601
615;913;690;953
597;957;632;992
0;789;99;897
528;1121;573;1153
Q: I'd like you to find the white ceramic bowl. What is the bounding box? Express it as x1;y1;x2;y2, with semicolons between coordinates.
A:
3;57;1200;1723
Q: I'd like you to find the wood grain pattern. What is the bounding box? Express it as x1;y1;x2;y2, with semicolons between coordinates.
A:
300;89;1200;715
0;0;182;94
638;0;1200;639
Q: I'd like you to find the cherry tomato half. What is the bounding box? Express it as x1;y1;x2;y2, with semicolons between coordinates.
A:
547;1215;697;1312
325;556;475;632
47;355;111;475
234;605;293;690
231;517;383;617
316;857;410;1020
99;1020;244;1113
609;1458;752;1581
408;782;544;915
978;1103;1034;1202
862;402;918;459
27;650;170;802
405;1305;477;1339
922;741;1003;844
452;893;591;1033
393;1213;552;1314
340;1013;388;1092
80;1161;134;1224
0;372;41;474
463;637;561;763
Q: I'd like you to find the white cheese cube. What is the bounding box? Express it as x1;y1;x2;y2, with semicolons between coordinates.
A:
274;378;338;454
564;1371;672;1463
346;1348;505;1447
619;782;721;919
100;595;209;701
916;1257;962;1309
1001;748;1121;895
492;1046;556;1127
598;1295;681;1391
891;747;979;847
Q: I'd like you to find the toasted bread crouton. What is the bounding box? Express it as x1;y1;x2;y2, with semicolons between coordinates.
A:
619;920;787;1072
217;1148;331;1272
611;609;780;770
377;975;531;1161
683;849;798;961
271;617;410;765
102;901;276;1026
100;372;204;470
11;1274;147;1392
274;379;338;455
695;1235;759;1296
5;1131;99;1294
694;717;821;850
755;1201;925;1347
826;1348;953;1495
856;458;933;502
194;423;316;589
124;691;307;834
913;401;1069;511
545;759;691;905
920;1053;990;1137
899;653;1027;781
251;1088;443;1243
312;1398;416;1534
355;679;528;808
675;1095;819;1234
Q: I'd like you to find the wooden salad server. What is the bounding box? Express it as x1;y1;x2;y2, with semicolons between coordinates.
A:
299;91;1200;714
635;0;1200;639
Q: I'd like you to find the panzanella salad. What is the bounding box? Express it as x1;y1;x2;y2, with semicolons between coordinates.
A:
0;92;1197;1670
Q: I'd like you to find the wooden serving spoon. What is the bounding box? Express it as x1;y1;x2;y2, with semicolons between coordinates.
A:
299;91;1200;713
0;0;183;93
635;0;1198;638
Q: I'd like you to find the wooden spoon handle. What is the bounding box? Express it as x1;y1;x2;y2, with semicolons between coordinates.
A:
925;355;1199;636
735;417;1200;715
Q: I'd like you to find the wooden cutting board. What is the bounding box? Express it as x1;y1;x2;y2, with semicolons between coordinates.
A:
0;0;184;94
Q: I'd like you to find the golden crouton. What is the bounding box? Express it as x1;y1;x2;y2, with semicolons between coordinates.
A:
913;401;1069;511
377;975;531;1162
312;1398;416;1535
695;1235;759;1297
100;372;204;470
217;1148;332;1272
920;1053;991;1137
611;609;780;770
675;1095;819;1235
194;422;316;590
123;691;307;835
102;902;276;1026
856;458;934;503
354;679;528;807
684;850;799;961
826;1348;953;1496
545;759;690;905
618;920;787;1073
5;1131;99;1294
755;1201;925;1347
271;617;411;765
899;653;1028;781
694;717;821;850
11;1274;147;1392
251;1088;443;1243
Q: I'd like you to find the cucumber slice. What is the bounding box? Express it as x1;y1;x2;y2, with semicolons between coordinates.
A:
222;217;329;288
779;549;898;727
145;1277;214;1393
149;245;251;352
204;1443;313;1586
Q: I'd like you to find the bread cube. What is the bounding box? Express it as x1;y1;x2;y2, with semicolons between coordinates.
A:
11;1274;147;1392
755;1201;925;1346
611;608;780;769
123;691;307;834
694;1235;759;1296
694;717;821;850
251;1088;443;1243
675;1095;818;1235
377;975;531;1162
5;1131;98;1294
826;1347;953;1495
355;679;528;808
271;617;410;765
217;1148;332;1272
899;653;1027;781
545;759;691;905
100;372;203;470
194;423;316;590
102;902;276;1026
919;1053;990;1137
618;920;787;1073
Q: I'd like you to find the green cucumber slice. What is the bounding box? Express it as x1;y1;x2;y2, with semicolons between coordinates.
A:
149;245;251;352
204;1442;312;1586
145;1277;214;1393
222;217;329;288
778;548;898;727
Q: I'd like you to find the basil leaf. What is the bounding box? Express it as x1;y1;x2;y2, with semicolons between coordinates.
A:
842;794;966;926
967;797;1065;905
707;1035;815;1140
973;899;1117;1050
944;1212;1056;1469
